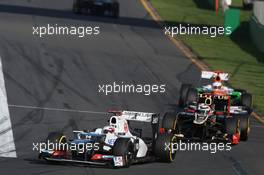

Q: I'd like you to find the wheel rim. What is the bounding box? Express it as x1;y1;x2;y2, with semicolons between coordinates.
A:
237;119;241;136
172;119;177;130
169;135;177;161
247;117;250;135
59;136;66;144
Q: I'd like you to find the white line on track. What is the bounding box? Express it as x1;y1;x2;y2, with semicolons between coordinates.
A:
0;57;17;158
8;104;108;115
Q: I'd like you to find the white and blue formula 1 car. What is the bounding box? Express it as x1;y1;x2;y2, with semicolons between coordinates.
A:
39;111;177;168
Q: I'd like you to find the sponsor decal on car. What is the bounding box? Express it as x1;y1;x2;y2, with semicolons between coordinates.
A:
113;156;124;166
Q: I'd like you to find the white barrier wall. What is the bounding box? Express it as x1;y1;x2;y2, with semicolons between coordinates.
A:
0;58;17;158
253;1;264;25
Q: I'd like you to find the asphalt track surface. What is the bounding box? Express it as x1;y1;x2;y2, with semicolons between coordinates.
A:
0;0;263;174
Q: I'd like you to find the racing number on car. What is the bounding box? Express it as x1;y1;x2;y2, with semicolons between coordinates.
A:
200;94;228;105
205;97;212;105
200;94;213;105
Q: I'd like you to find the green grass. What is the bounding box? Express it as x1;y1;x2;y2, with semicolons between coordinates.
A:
150;0;264;114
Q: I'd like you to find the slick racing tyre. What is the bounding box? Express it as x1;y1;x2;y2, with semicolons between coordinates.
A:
186;88;197;105
162;112;178;132
113;138;134;168
155;134;177;162
239;115;250;141
46;132;67;150
225;117;240;136
178;84;191;107
241;93;252;111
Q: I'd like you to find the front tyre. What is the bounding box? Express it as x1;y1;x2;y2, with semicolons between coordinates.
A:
162;112;177;132
225;117;239;135
239;115;250;141
225;117;240;144
185;88;197;105
46;132;67;145
178;84;191;107
112;138;133;168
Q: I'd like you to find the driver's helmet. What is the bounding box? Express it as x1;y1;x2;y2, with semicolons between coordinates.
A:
197;103;212;117
103;125;115;134
109;116;129;134
194;103;212;124
212;81;222;90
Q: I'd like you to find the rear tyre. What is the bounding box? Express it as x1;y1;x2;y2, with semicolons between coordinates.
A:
112;138;133;168
239;115;250;141
178;84;191;107
155;134;177;162
162;112;177;132
241;93;252;110
185;88;197;105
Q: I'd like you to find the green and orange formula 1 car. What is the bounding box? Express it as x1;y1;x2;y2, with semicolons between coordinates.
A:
178;71;252;113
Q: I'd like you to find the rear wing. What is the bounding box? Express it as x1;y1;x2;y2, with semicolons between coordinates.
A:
118;111;159;124
201;71;229;81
